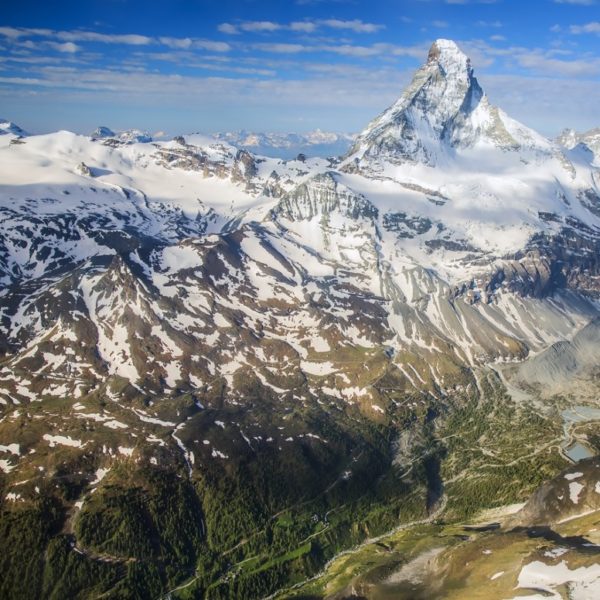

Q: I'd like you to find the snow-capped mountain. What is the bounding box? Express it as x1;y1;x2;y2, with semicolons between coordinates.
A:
214;129;355;158
1;36;599;407
0;119;27;137
90;126;153;144
1;38;599;600
557;126;600;162
90;126;116;139
345;39;553;169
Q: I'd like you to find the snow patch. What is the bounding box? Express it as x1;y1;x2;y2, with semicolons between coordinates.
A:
569;481;585;504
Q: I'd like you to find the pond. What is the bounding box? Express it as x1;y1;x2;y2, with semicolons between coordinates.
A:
561;405;600;462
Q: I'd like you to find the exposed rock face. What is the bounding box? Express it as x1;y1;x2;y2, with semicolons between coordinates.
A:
514;318;600;389
508;458;600;527
75;162;93;177
231;149;258;185
272;172;378;222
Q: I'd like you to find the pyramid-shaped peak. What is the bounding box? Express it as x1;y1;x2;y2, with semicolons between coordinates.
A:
343;38;551;168
427;39;471;76
428;39;466;60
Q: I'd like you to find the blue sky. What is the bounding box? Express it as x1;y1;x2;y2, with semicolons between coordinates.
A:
1;0;599;136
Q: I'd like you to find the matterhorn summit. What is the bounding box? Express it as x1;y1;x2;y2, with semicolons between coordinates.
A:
345;39;550;169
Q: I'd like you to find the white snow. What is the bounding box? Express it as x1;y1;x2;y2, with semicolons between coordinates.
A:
104;420;128;430
0;460;15;473
132;410;176;427
514;560;600;600
544;548;568;559
91;468;109;485
211;449;228;459
43;434;84;448
0;444;20;455
569;482;585;504
301;361;337;376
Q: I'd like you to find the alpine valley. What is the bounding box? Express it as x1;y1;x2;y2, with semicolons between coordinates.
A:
1;39;600;600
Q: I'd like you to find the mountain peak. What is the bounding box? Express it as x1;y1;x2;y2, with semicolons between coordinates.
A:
344;39;548;168
91;126;115;139
0;119;27;137
427;39;468;69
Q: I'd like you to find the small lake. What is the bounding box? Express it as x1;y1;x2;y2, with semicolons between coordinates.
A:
561;405;600;462
565;442;593;462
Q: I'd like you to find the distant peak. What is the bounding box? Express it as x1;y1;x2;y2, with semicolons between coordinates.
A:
91;126;115;139
0;119;27;137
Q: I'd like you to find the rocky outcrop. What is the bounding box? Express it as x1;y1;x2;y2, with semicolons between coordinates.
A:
508;458;600;527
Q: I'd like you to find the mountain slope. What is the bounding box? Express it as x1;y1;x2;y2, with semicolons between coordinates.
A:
1;39;600;600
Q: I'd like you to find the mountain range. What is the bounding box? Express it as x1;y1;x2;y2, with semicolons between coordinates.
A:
213;130;355;159
0;39;599;599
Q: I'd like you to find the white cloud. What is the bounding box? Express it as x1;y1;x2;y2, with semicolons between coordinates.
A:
253;43;307;54
3;41;600;135
323;44;382;56
48;42;80;53
569;22;600;34
251;41;426;58
459;38;600;76
193;40;231;52
484;73;600;134
290;21;318;33
158;37;230;52
319;19;384;33
7;58;600;134
0;27;152;45
57;31;152;45
476;20;503;27
218;23;239;35
555;0;596;5
0;28;231;52
0;27;53;39
159;37;193;49
240;21;282;33
217;19;384;36
515;52;600;76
